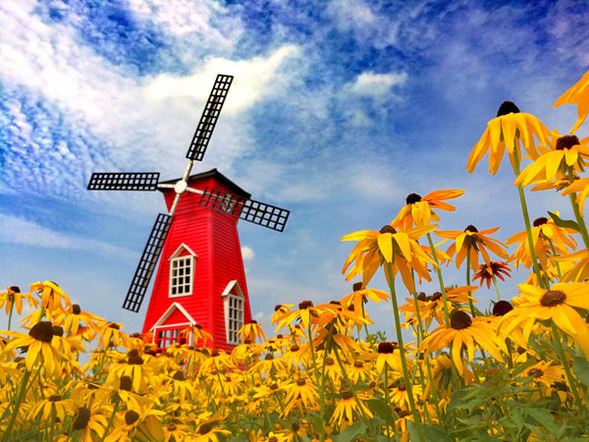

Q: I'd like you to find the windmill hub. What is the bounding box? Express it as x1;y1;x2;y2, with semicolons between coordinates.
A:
174;180;188;194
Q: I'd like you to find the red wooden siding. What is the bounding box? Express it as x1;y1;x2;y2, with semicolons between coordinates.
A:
142;170;252;350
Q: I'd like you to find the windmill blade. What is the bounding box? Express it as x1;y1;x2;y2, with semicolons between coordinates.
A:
185;74;234;161
88;172;160;191
199;187;290;232
123;213;172;312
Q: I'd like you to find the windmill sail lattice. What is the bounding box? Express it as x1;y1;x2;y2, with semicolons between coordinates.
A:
87;74;290;313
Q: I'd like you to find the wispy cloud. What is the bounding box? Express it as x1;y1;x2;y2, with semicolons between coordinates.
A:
0;213;135;257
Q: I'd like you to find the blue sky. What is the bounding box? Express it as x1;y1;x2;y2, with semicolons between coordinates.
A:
1;0;588;338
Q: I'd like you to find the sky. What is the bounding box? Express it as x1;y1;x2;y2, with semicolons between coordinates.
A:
1;0;589;339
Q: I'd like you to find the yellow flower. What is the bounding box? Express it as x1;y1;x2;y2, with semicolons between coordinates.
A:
96;322;129;350
180;323;213;347
330;389;372;428
467;101;553;175
390;383;423;411
554;69;589;133
190;421;231;442
341;224;437;292
507;216;577;270
237;320;267;343
275;300;323;332
31;280;72;314
514;134;589;187
499;282;589;360
282;377;319;416
561;176;589;216
421;310;506;376
519;360;565;389
374;342;403;375
436;225;509;271
340;282;390;308
391;189;464;229
3;321;65;377
0;286;38;315
71;404;109;442
53;303;105;337
31;394;73;424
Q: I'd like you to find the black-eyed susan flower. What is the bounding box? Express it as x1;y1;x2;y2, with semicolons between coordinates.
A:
31;280;72;314
347;359;372;384
375;342;403;376
54;303;105;337
330;389;372;428
0;286;39;316
163;422;188;442
554;69;589;133
392;190;465;230
507;216;577;271
96;322;129;350
72;404;109;442
342;224;437;292
467;101;553;175
340;282;390;309
282;377;319;416
499;282;589;360
390;383;423;411
514;134;589;187
271;304;295;325
237;320;267;344
31;394;72;425
3;321;65;377
472;261;512;289
421;310;506;376
275;300;323;332
520;360;565;390
436;225;509;271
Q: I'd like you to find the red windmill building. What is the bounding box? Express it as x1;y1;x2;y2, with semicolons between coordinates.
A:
88;75;289;350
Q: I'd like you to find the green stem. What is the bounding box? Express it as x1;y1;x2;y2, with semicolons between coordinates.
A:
306;322;325;442
513;150;547;289
99;395;121;442
2;369;32;441
550;323;583;407
7;301;14;331
566;170;589;250
548;240;563;281
465;252;476;317
384;264;425;442
426;233;451;327
491;274;502;302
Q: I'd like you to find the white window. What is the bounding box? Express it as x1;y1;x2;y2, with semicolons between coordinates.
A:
168;244;197;298
222;280;245;346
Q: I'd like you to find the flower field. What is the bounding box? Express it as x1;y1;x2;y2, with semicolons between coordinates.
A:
2;71;589;441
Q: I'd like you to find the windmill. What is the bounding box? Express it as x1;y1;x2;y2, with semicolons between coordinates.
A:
88;74;289;349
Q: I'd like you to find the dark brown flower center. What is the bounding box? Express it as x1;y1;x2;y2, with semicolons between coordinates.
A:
354;360;364;368
198;422;213;434
265;353;274;360
298;300;314;310
540;290;566;307
167;423;177;432
398;410;411;418
533;217;548;227
120;376;132;391
417;292;428;301
353;282;363;292
269;437;278;442
274;304;282;312
128;354;144;365
29;322;54;343
450;310;472;330
72;304;81;315
492;300;513;316
292;422;300;432
465;225;478;233
496;101;520;117
378;342;397;354
398;384;406;391
556;134;579;151
73;407;91;430
125;410;140;425
250;320;257;324
49;395;61;402
431;292;442;301
10;286;20;293
211;350;220;357
380;225;397;234
325;357;335;366
52;325;64;337
173;371;185;381
297;379;306;386
406;193;422;205
528;368;544;378
270;383;278;391
108;323;120;330
290;345;300;352
128;349;139;358
341;389;353;400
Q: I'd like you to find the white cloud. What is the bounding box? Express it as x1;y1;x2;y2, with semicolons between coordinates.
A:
349;72;408;97
241;246;255;261
0;213;134;257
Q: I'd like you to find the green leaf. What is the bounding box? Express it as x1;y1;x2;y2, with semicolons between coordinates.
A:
572;354;589;387
332;421;367;442
548;211;580;233
367;398;395;424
